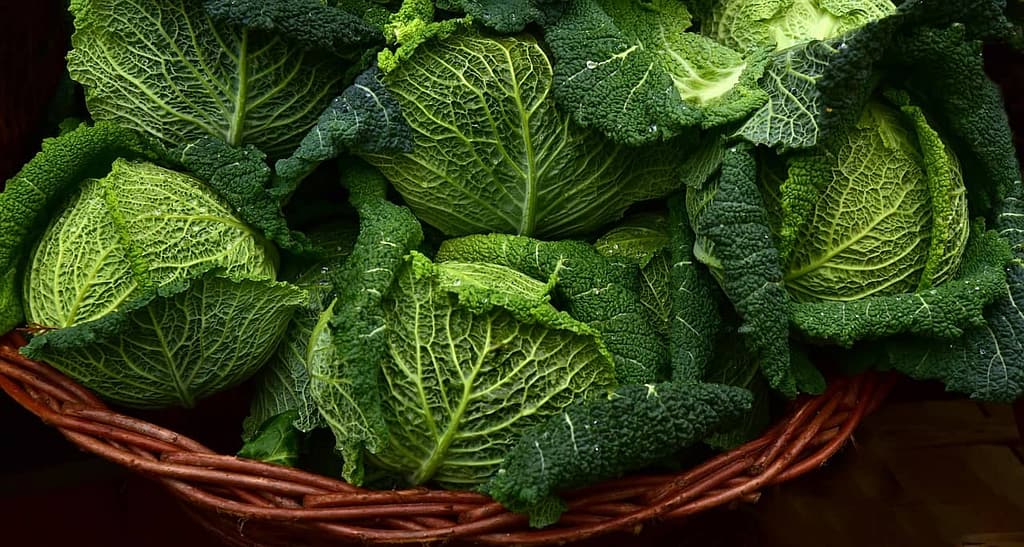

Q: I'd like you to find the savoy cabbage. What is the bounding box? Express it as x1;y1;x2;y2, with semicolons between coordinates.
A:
1;0;1021;531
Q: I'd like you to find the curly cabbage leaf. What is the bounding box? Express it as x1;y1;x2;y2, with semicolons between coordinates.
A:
886;179;1024;403
543;0;770;144
67;0;344;157
309;161;424;485
813;1;1017;211
736;39;840;149
437;234;665;384
0;123;158;334
688;145;797;396
363;32;683;238
484;382;752;527
174;137;313;255
25;160;278;328
202;0;383;56
436;0;567;32
780;99;969;303
23;273;306;408
368;252;616;487
273;67;413;197
244;228;356;439
702;0;896;52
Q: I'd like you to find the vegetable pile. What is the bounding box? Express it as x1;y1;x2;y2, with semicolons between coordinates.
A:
1;0;1021;527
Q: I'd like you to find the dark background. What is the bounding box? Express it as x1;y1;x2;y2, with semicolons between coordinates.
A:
1;3;1023;546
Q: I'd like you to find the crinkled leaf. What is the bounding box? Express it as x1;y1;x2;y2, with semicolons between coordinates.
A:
202;0;383;56
67;0;344;157
273;68;413;198
364;31;683;238
309;160;424;484
702;0;896;52
691;145;796;396
667;195;721;382
371;253;616;487
484;382;752;526
437;234;665;384
791;228;1014;345
436;0;567;32
22;274;306;409
0;123;157;334
738;40;840;150
174;137;312;255
543;0;770;144
25;159;278;330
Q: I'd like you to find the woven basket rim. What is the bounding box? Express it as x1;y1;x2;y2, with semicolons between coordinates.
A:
0;331;893;545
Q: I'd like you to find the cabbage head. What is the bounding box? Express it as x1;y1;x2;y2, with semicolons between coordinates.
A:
702;0;896;52
21;159;306;408
765;97;969;302
340;252;617;488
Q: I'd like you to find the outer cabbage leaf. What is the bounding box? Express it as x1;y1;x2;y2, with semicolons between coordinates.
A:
781;99;969;303
886;180;1024;403
371;252;616;487
202;0;383;56
703;0;895;52
435;0;567;32
689;145;796;396
174;137;313;255
737;40;840;149
273;67;413;197
309;161;424;484
67;0;344;157
244;228;355;439
22;273;306;409
543;0;770;144
592;204;723;383
814;1;1017;212
484;382;752;527
24;160;278;329
437;234;665;385
363;32;683;238
0;123;158;334
239;410;303;467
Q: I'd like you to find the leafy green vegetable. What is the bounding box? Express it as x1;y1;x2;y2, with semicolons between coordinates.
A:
0;123;158;334
363;31;683;238
484;382;752;526
542;0;771;144
370;252;616;487
309;161;424;484
23;273;306;408
273;67;413;197
68;0;344;157
688;144;796;396
244;227;356;439
202;0;383;56
239;410;303;467
436;0;566;32
19;159;304;408
437;234;665;384
701;0;895;52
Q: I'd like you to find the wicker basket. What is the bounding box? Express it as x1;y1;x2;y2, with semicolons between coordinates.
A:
0;331;893;545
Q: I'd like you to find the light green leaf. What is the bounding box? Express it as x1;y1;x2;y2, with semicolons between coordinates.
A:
362;32;683;238
372;253;617;488
67;0;344;157
23;274;307;409
24;160;277;329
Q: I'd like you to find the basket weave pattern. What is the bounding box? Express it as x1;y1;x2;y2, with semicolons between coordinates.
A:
0;332;892;545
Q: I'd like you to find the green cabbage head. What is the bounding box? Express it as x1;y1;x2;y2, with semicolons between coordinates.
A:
702;0;896;52
763;96;970;302
22;159;306;408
